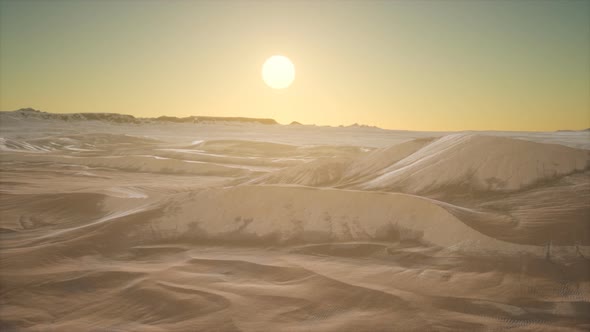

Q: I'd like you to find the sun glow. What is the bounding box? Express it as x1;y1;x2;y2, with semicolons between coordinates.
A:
262;55;295;89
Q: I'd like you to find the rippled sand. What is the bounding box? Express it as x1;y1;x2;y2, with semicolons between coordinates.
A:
1;113;589;331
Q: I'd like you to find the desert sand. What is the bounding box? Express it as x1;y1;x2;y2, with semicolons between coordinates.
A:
1;109;589;331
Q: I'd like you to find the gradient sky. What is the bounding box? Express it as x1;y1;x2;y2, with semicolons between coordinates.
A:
1;0;589;131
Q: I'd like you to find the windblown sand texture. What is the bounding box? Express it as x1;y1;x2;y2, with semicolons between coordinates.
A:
1;109;589;331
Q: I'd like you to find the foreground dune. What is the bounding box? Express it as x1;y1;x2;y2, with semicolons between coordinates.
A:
149;185;543;254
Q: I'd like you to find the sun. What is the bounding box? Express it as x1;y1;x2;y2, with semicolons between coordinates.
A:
262;55;295;89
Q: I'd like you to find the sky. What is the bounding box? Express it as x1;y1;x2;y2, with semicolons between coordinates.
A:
1;0;589;131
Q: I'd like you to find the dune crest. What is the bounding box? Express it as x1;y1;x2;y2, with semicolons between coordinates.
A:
256;134;590;194
363;134;590;193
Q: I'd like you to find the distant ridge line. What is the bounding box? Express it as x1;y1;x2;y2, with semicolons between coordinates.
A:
154;115;277;125
2;108;278;125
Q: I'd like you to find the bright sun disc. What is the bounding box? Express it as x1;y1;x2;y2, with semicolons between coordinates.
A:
262;55;295;89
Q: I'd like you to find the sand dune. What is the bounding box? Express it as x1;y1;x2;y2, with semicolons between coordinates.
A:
3;153;253;176
362;134;589;193
255;137;432;187
252;158;352;186
148;185;544;255
192;140;299;156
1;118;589;331
0;133;158;153
255;134;590;195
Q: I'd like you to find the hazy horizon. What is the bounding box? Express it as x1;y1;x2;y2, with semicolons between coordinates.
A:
3;106;590;132
1;0;589;131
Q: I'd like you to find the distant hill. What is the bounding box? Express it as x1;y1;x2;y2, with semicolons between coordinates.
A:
339;123;380;129
152;115;277;125
556;128;590;132
1;108;278;125
2;108;139;123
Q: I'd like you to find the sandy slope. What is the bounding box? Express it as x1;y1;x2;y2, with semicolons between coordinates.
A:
1;117;589;331
147;185;541;255
361;134;589;193
256;134;590;194
254;138;433;187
